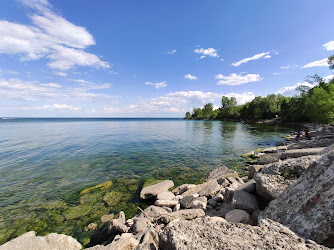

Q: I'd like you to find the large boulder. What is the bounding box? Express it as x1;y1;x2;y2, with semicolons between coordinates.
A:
182;179;220;198
260;145;334;247
232;190;259;214
254;155;321;201
140;180;174;199
0;231;82;250
203;166;238;181
159;217;327;249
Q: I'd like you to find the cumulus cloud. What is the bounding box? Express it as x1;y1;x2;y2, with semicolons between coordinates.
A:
323;41;334;51
324;75;334;82
280;64;298;69
215;73;262;86
184;74;198;80
0;0;109;71
275;82;315;96
301;58;329;68
193;48;218;59
232;52;272;67
145;81;167;89
127;91;255;114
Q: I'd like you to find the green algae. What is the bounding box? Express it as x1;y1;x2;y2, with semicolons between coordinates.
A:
80;181;113;195
103;191;121;207
63;205;92;220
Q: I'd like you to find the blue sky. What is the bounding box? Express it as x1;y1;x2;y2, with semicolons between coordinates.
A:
0;0;333;117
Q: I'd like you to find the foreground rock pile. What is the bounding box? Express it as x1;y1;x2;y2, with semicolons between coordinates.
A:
1;125;334;249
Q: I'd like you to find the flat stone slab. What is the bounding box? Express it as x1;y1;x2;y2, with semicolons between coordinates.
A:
280;147;325;160
159;209;205;224
140;180;174;199
182;179;220;198
203;166;239;181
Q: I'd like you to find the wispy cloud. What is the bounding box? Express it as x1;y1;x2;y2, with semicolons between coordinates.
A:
232;51;273;67
41;104;82;111
323;41;334;51
301;58;329;68
273;73;283;76
280;64;298;69
145;81;167;89
215;73;262;86
108;71;119;75
70;79;112;89
0;0;109;72
165;49;177;55
184;74;198;80
193;48;219;59
52;71;67;76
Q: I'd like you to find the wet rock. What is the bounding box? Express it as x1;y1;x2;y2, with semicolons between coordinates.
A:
225;209;250;224
203;166;239;181
0;231;82;250
254;155;321;201
63;205;91;220
260;145;334;247
84;223;97;231
156;191;175;201
182;179;220;198
154;200;178;207
159;217;327;250
100;214;114;223
103;191;121;206
140;180;174;199
159;209;205;224
232;190;259;214
172;184;196;195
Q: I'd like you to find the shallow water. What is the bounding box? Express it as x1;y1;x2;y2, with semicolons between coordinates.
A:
0;118;296;244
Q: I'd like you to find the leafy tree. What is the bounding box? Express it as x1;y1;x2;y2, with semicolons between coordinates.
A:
328;55;334;70
185;112;192;119
192;108;203;119
202;103;214;119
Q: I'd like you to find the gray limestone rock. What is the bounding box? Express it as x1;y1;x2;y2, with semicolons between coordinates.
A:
0;231;82;250
232;190;259;214
132;218;151;233
257;153;279;165
159;209;205;224
179;194;198;209
206;202;233;218
189;197;207;210
225;209;250;224
172;184;196;195
260;145;334;247
280;147;325;160
248;165;264;179
133;205;168;221
156;191;175;201
158;217;328;250
154;200;178;207
235;179;256;193
140;180;174;199
203;166;239;181
182;179;220;198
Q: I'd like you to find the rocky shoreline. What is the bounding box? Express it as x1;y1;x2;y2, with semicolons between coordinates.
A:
1;124;334;249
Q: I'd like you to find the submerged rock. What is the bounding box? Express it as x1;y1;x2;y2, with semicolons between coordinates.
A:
159;217;327;250
0;231;82;250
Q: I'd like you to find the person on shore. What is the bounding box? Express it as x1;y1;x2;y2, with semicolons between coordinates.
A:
296;130;301;142
305;129;312;140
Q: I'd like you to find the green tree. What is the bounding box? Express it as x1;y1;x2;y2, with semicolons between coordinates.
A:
202;103;214;119
328;55;334;70
185;111;192;119
192;108;203;119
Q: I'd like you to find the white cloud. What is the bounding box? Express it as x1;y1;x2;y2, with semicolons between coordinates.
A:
184;74;198;80
324;75;334;82
42;104;81;111
40;82;61;88
52;71;67;76
166;49;176;55
323;41;334;51
145;81;167;89
103;107;120;112
232;52;271;67
275;82;315;96
280;64;298;69
215;73;262;86
70;79;112;89
7;70;19;75
108;71;119;75
222;92;256;105
273;73;283;75
0;0;109;71
193;48;218;59
301;58;329;68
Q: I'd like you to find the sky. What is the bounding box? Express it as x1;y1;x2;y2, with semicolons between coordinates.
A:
0;0;333;117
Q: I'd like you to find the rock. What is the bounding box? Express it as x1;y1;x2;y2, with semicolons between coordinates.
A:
207;199;218;208
103;191;121;206
227;177;240;185
261;147;277;153
182;179;220;198
260;145;334;247
100;213;114;223
250;209;261;226
173;203;180;212
63;205;91;220
132;218;151;233
280;147;325;160
254;155;321;201
203;166;239;181
212;193;224;203
159;217;327;250
156;191;175;201
108;211;127;234
84;223;97;231
179;194;198;208
235;177;244;184
225;209;250;224
154;200;178;207
189;197;207;210
207;216;227;223
106;233;139;250
126;219;134;227
174;195;182;200
0;231;82;250
235;179;256;193
140;180;174;199
248;165;264;179
232;190;259;214
257;153;279;165
135;205;169;220
159;209;205;224
162;206;172;213
277;145;288;150
136;225;159;250
206;202;233;218
172;184;196;195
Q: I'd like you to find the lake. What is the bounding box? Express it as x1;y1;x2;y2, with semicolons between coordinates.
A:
0;118;296;244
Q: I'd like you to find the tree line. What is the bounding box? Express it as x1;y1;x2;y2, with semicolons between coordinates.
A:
185;55;334;124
